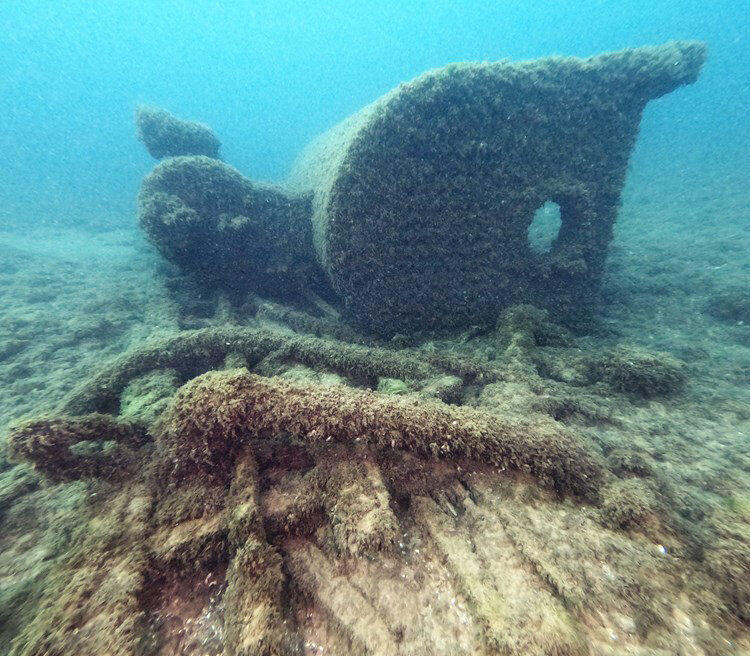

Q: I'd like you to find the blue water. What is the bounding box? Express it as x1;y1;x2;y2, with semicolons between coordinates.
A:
1;0;748;229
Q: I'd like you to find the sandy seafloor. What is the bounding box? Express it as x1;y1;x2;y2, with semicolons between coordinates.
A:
1;162;749;654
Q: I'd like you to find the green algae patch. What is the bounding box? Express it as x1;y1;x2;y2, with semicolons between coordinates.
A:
376;377;410;396
119;369;180;426
722;494;750;519
590;345;687;398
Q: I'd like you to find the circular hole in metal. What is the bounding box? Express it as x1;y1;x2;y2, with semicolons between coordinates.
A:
528;201;562;254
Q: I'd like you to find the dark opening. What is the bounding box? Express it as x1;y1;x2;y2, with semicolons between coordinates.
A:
528;201;562;254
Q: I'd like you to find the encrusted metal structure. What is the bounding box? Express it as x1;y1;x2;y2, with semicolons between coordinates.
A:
138;42;706;334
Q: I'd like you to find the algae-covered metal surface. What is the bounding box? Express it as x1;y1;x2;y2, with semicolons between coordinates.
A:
139;43;706;335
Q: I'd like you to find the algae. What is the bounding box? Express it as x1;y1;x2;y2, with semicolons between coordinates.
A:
3;40;750;656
